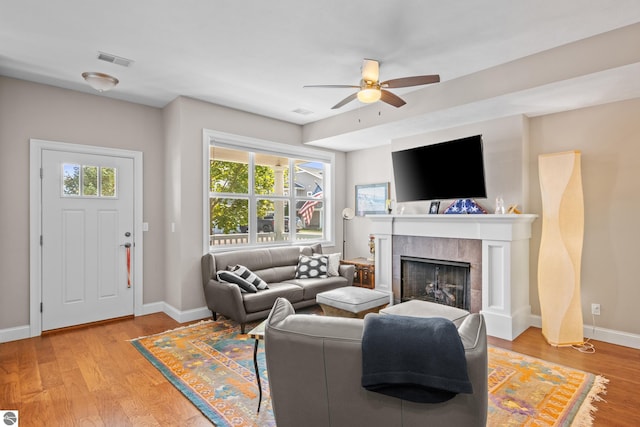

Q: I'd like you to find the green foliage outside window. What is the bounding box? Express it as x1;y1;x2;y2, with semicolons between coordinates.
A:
210;160;276;233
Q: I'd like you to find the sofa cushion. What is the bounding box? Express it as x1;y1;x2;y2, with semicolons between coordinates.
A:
216;270;258;293
230;264;269;290
287;276;350;300
295;255;328;279
243;282;304;313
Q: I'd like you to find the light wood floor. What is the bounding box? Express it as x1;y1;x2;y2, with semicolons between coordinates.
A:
1;312;639;426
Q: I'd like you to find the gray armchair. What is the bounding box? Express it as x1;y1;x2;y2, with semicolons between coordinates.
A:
265;298;488;427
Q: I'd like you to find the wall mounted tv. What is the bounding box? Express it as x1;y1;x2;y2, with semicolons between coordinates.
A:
391;134;487;203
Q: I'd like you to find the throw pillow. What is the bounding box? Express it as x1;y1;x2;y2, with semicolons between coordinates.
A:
230;264;269;290
326;253;341;277
295;254;328;279
216;270;258;293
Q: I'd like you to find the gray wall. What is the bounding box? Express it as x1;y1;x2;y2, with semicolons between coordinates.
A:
0;76;165;328
0;76;346;333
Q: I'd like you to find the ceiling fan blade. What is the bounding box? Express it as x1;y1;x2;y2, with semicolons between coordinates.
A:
304;84;360;89
361;59;379;82
380;90;406;108
381;74;440;88
331;92;358;109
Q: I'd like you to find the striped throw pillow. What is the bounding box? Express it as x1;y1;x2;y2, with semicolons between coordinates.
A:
230;264;269;290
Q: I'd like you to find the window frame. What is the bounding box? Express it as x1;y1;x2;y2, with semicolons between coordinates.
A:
202;129;335;253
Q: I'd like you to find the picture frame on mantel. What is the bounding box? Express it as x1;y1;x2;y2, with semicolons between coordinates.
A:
355;182;389;216
429;201;440;214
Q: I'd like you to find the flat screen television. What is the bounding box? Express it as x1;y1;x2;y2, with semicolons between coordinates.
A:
391;135;487;202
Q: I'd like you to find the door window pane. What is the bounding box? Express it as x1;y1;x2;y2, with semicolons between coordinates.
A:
62;164;80;195
101;167;117;197
82;166;98;196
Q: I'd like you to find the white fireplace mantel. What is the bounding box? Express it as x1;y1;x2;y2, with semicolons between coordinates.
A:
369;214;538;341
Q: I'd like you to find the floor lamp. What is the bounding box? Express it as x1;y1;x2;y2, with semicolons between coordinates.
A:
342;208;355;259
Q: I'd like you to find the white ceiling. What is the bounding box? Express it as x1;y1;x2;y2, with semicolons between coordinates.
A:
2;1;640;151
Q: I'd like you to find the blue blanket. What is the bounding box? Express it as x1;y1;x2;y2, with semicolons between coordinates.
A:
361;314;472;403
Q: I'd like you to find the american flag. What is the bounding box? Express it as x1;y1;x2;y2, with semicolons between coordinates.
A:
299;183;322;226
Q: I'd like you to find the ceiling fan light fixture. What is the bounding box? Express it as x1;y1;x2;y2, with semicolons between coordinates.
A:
81;72;119;92
357;87;381;103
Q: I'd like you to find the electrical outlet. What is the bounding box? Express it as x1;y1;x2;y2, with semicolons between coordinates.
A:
591;303;601;315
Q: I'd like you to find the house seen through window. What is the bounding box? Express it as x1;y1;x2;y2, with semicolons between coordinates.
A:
206;138;332;249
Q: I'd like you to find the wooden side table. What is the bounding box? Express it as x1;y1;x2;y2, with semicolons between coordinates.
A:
340;257;375;289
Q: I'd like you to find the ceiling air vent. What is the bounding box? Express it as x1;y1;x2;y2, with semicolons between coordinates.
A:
97;51;134;67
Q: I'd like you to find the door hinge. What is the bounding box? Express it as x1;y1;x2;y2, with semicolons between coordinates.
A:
40;235;43;246
40;302;43;313
40;167;43;179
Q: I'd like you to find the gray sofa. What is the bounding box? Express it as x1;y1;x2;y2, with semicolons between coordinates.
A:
201;244;354;333
265;298;488;427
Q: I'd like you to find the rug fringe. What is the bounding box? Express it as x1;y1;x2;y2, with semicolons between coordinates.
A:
571;374;609;427
128;319;214;341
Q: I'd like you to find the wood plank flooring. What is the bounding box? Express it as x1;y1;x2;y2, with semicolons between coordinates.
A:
1;312;638;426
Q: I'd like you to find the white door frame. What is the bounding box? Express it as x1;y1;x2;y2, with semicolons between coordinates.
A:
29;138;144;337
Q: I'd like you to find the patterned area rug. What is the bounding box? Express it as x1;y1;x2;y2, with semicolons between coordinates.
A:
131;319;607;427
488;347;607;426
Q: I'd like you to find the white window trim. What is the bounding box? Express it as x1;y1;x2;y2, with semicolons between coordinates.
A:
202;129;335;253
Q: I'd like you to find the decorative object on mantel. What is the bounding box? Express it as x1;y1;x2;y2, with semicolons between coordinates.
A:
385;199;395;214
494;196;505;214
538;150;584;346
507;204;521;214
429;201;440;214
368;234;375;261
355;182;389;216
443;198;487;214
341;208;355;259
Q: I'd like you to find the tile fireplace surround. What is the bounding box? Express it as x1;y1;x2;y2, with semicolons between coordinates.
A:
369;214;538;341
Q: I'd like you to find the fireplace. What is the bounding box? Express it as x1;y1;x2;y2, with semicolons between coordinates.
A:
368;213;537;340
401;256;470;310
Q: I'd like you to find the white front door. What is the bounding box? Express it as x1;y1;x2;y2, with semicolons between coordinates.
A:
41;149;135;330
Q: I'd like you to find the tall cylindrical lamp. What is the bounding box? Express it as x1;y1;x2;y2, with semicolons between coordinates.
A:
538;150;585;346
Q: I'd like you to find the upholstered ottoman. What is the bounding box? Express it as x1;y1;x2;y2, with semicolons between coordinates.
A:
316;287;390;318
380;299;470;326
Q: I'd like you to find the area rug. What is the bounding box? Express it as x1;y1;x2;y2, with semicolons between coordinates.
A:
488;347;607;426
131;319;608;427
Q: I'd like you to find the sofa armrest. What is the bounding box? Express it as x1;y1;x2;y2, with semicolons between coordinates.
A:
338;264;355;286
202;278;247;322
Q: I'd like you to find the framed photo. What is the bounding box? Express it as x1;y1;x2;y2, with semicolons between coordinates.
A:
429;201;440;214
355;182;389;216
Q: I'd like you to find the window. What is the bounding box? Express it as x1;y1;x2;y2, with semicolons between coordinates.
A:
203;130;334;251
62;163;117;198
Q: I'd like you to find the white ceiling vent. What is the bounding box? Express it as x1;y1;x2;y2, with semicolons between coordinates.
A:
97;51;134;67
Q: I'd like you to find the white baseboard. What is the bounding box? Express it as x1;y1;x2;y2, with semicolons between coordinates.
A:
0;324;31;343
529;314;640;349
161;303;212;324
1;303;212;343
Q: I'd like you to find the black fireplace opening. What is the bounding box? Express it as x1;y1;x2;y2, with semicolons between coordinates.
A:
400;256;471;310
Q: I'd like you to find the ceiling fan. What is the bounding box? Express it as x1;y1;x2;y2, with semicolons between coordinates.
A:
304;59;440;109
